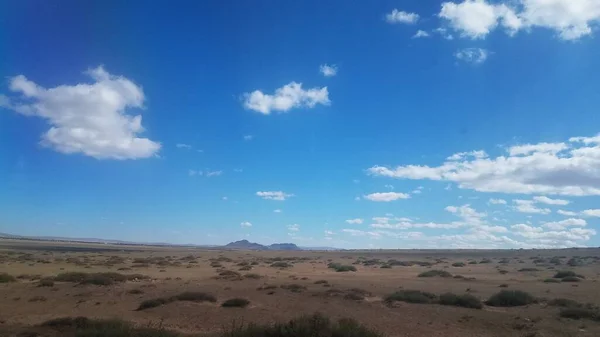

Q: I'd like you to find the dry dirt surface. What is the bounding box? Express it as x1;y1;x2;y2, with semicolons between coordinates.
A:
1;239;600;337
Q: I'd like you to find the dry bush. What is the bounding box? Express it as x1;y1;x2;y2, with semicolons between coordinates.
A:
438;293;482;309
518;268;539;272
543;278;560;283
560;308;600;321
0;273;16;283
222;298;250;308
418;270;451;278
451;262;466;267
243;273;261;279
485;290;536;307
385;290;437;304
37;278;55;287
280;284;307;293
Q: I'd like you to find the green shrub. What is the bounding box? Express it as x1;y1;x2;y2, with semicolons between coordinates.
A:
334;265;357;272
479;259;492;264
54;272;88;282
128;289;144;295
518;268;539;272
243;273;261;279
238;266;252;271
384;290;437;304
173;292;217;303
438;293;482;309
418;270;452;278
137;298;170;310
548;298;582;308
485;290;536;307
554;271;577;278
41;317;180;337
561;276;582;282
314;280;328;284
543;278;561;283
451;262;465;267
0;273;17;283
222;298;250;308
468;261;477;264
379;264;392;269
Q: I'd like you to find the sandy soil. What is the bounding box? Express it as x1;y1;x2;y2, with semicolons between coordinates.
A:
1;240;600;337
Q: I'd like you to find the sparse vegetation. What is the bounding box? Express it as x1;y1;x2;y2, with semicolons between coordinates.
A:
485;290;536;307
128;289;144;295
41;317;180;337
243;273;261;279
270;261;292;268
543;278;561;283
418;270;452;278
518;268;539;272
560;308;600;321
438;293;483;309
280;284;306;293
37;278;55;287
0;273;17;283
553;270;577;278
385;290;437;304
54;272;148;285
137;291;217;310
222;298;250;308
561;276;582;282
451;262;465;267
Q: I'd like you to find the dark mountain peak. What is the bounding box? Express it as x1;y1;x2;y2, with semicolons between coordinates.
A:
269;243;301;251
223;240;267;250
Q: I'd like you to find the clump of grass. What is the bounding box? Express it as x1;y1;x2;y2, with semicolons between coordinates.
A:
0;273;16;283
438;293;482;309
479;258;492;264
452;262;466;267
238;265;252;271
379;264;392;269
136;291;217;311
41;317;180;337
37;278;55;287
561;276;582;282
543;278;561;283
217;270;242;280
518;268;539;272
499;284;508;288
244;273;261;279
335;265;357;272
222;298;250;308
314;280;328;284
257;284;277;290
128;289;144;295
485;290;536;307
53;272;147;286
270;261;292;268
418;270;452;278
29;296;47;302
548;298;582;308
384;290;437;304
560;308;600;321
280;284;306;293
223;313;382;337
553;270;577;278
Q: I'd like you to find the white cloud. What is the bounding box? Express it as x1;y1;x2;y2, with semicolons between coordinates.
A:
345;218;364;225
439;0;600;40
440;0;521;38
364;192;410;202
434;27;455;39
256;191;294;201
273;209;282;213
413;30;431;38
354;196;361;201
533;196;570;205
509;142;568;156
0;67;160;159
558;210;578;216
513;199;551;214
240;221;252;228
319;64;338;77
386;9;420;24
455;48;489;64
176;143;192;149
243;82;329;115
367;133;600;196
287;224;300;232
243;135;254;141
324;230;335;236
205;170;222;177
582;209;600;217
342;229;382;238
489;198;507;205
188;169;201;177
447;150;488;161
542;218;586;230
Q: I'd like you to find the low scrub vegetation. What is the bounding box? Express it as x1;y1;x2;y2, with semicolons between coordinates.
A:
485;290;536;307
280;284;307;293
561;276;583;282
137;291;217;310
270;261;292;268
222;298;250;308
243;273;261;279
451;262;465;267
438;293;483;309
41;316;180;337
385;290;437;304
54;272;148;285
37;278;55;287
327;262;357;272
553;270;579;278
543;278;561;283
0;273;16;283
418;270;452;278
517;268;539;272
560;308;600;321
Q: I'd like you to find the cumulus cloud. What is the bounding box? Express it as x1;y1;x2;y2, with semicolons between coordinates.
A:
345;218;364;225
513;199;551;214
176;143;192;149
256;191;294;201
243;82;329;115
240;221;252;228
367;134;600;196
582;209;600;217
489;198;507;205
413;30;431;38
455;48;489;64
319;64;338;77
287;224;300;232
439;0;600;40
558;210;578;216
542;218;586;230
386;9;420;24
364;192;410;202
0;67;161;159
533;196;570;205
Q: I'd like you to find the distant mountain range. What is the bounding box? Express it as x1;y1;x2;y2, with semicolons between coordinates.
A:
223;240;302;251
0;233;338;251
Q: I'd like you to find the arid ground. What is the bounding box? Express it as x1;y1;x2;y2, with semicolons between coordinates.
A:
1;240;600;337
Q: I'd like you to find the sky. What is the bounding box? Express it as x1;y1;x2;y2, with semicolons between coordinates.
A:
1;0;600;249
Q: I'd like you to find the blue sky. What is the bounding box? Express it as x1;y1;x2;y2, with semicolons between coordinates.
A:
2;0;600;249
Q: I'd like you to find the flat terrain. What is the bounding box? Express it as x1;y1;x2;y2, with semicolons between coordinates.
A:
1;240;600;337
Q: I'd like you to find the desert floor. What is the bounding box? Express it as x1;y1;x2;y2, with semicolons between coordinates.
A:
1;240;600;337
